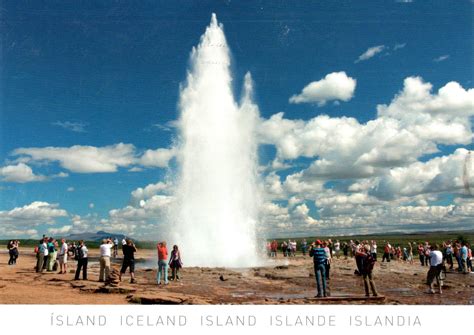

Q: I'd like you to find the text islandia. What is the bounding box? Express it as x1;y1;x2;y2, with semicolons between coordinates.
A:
50;313;422;328
200;314;420;327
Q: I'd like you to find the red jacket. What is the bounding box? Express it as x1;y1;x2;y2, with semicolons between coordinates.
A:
157;244;168;261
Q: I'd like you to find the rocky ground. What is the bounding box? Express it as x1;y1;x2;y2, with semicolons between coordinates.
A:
0;248;472;304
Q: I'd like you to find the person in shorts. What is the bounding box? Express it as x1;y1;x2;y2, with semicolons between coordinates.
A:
57;238;68;274
120;239;137;283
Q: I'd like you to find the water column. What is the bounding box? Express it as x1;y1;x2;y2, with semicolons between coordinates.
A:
173;14;261;267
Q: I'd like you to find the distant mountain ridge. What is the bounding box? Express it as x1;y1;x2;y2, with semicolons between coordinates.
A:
66;230;128;242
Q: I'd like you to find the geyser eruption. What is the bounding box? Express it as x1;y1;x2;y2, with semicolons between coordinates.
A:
172;14;261;267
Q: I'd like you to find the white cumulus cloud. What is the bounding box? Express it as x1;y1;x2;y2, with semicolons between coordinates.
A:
139;147;176;168
0;201;68;226
13;143;137;173
289;71;356;106
0;163;46;183
130;182;171;205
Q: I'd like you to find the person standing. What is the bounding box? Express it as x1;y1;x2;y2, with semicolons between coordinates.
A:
37;238;48;272
301;239;308;257
99;239;113;282
57;238;68;274
342;242;349;259
47;238;56;271
290;240;297;257
417;243;425;266
426;244;443;294
460;242;468;274
7;241;15;265
354;241;363;274
309;240;328;298
120;239;137;283
281;241;288;257
270;240;278;257
445;241;454;270
157;241;169;285
408;242;414;264
74;240;88;280
382;242;391;263
370;240;377;261
402;247;409;262
323;241;332;280
113;237;119;258
169;245;183;281
334;240;341;259
286;240;292;257
358;244;378;297
424;241;431;266
13;240;19;264
466;243;472;272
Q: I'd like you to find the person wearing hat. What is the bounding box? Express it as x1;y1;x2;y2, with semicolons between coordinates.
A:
309;240;328;297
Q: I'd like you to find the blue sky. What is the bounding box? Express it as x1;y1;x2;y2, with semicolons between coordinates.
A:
1;1;473;239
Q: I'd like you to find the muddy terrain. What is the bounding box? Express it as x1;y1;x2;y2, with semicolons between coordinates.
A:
0;249;472;304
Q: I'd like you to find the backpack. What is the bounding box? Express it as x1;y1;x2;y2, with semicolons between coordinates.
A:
75;247;84;260
78;247;85;259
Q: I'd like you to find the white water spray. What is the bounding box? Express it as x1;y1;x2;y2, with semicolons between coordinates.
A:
172;14;261;267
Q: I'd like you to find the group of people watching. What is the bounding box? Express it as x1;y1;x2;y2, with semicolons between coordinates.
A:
307;239;378;298
28;235;183;286
267;237;472;298
6;234;472;299
268;240;300;257
156;242;183;285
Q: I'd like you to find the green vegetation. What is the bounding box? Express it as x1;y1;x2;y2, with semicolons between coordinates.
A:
268;231;474;257
271;231;472;245
0;239;156;250
2;231;472;252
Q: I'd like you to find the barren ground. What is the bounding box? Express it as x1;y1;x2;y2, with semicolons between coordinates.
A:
0;248;472;305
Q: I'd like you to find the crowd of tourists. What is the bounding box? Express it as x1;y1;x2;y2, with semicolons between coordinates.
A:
267;237;472;298
5;234;472;299
306;239;378;298
17;235;183;286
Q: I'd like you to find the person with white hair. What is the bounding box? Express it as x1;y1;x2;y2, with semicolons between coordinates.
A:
57;238;68;274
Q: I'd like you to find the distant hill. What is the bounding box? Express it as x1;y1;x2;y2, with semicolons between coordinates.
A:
66;231;128;242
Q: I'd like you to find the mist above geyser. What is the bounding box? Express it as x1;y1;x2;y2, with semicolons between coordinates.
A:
172;14;261;267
